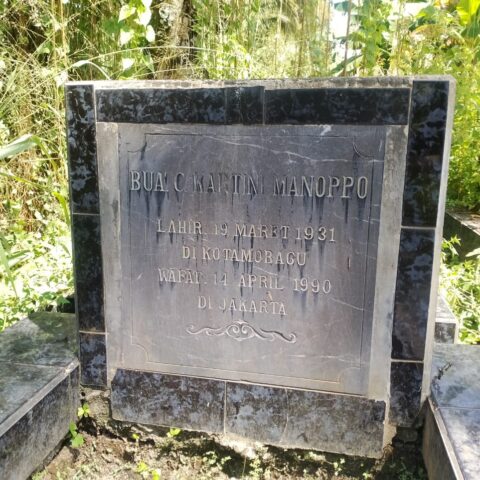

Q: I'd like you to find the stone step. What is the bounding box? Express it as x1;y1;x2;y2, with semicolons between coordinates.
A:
423;344;480;479
0;312;79;480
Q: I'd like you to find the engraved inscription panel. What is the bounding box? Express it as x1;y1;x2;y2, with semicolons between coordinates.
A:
119;125;385;394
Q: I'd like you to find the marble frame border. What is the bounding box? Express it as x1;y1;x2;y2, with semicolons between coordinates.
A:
66;78;455;437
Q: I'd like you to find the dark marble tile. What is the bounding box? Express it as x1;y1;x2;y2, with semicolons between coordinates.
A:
225;86;264;124
265;88;410;125
389;361;423;426
66;84;99;214
440;407;480;479
0;366;79;480
72;214;104;332
225;383;385;458
0;312;76;367
392;228;434;360
79;333;106;387
422;402;458;480
96;88;226;124
111;369;225;433
431;344;480;409
402;81;450;227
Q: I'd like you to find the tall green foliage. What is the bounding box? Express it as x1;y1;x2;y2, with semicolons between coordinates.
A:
193;0;331;79
332;0;391;75
441;238;480;344
395;2;480;211
337;0;480;211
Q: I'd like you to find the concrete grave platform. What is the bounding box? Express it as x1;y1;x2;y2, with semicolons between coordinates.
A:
0;312;79;480
423;344;480;479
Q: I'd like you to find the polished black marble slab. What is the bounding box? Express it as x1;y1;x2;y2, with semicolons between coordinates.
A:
389;361;423;426
402;81;449;227
66;84;99;214
110;368;386;458
443;210;480;260
439;407;480;479
111;369;225;433
225;382;386;458
79;332;106;387
96;86;411;126
392;228;435;360
72;213;104;332
265;88;410;125
0;311;77;409
96;88;226;124
225;86;264;124
0;364;61;425
435;321;458;345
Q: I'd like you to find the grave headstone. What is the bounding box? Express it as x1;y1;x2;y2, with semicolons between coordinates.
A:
66;77;455;458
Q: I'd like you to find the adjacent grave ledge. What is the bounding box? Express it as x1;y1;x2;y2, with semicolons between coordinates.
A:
435;294;459;344
423;343;480;480
0;312;79;480
443;210;480;260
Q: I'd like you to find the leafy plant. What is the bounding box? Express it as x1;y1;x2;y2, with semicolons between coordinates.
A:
166;427;181;438
136;461;161;479
0;134;47;161
441;237;480;344
333;457;346;475
77;403;90;420
0;222;72;331
31;472;46;480
388;1;480;211
115;0;156;76
332;0;391;75
69;422;84;448
249;456;264;480
68;402;90;448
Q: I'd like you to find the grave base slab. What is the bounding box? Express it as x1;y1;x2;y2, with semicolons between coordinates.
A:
111;368;386;458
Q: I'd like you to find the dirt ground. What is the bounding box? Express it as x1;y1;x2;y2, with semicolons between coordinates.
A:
30;391;427;480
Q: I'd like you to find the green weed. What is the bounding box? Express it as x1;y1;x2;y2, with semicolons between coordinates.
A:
441;237;480;344
69;422;84;448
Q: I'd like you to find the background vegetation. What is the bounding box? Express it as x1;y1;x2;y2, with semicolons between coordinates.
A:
0;0;479;341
